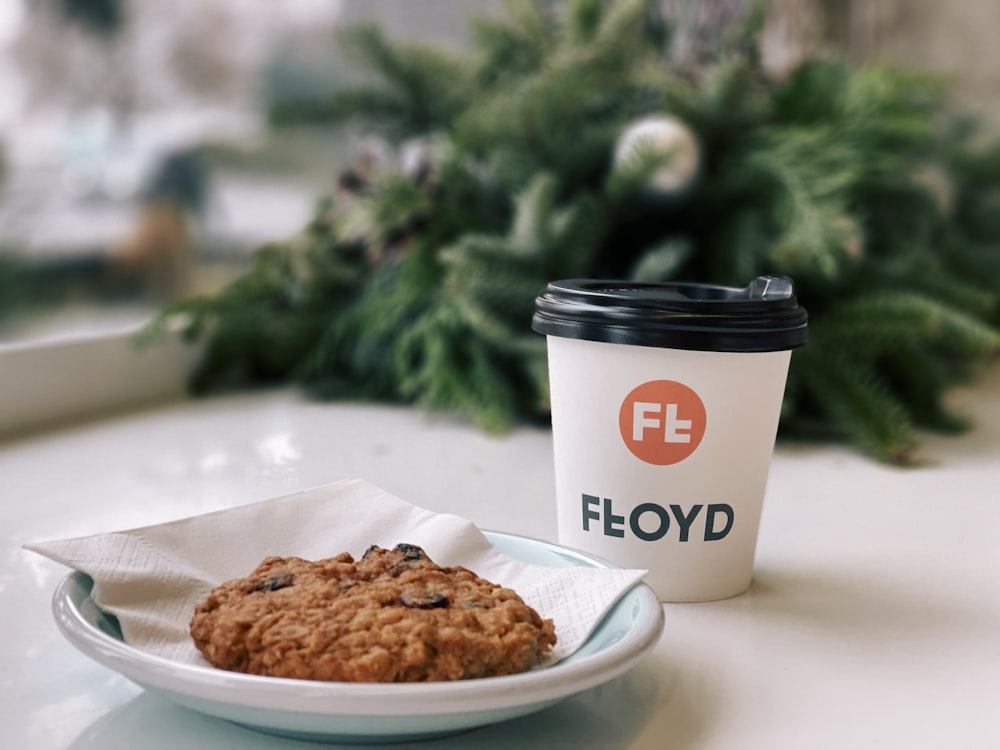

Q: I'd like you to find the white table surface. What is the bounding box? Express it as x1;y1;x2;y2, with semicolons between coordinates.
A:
3;363;1000;749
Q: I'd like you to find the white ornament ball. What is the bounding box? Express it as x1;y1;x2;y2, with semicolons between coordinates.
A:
614;115;701;194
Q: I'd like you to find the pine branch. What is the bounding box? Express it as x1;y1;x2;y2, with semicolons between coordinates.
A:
629;238;693;281
794;348;916;464
743;125;861;280
148;0;1000;463
273;24;474;139
392;296;538;431
815;292;1000;360
880;341;972;434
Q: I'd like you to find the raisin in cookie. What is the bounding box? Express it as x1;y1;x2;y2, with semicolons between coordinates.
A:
189;543;557;682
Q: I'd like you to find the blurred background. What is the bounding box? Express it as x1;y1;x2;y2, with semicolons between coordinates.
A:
0;0;997;344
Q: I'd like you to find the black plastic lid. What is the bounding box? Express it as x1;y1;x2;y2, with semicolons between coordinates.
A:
532;276;808;353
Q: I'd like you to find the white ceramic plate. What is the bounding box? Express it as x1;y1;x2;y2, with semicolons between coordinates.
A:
52;530;664;744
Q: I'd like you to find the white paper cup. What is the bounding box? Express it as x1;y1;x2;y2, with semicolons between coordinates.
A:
533;277;808;602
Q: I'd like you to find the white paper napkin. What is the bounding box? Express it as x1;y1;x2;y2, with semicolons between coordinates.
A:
26;478;648;667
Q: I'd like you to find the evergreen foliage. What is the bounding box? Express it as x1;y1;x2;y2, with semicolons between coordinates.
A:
145;0;1000;463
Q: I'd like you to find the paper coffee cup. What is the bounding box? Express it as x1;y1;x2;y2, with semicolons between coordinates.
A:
532;277;808;602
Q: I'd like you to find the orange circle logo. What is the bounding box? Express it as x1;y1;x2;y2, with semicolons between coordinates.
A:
619;380;707;465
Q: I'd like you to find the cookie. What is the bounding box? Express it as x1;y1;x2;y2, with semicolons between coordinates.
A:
189;543;557;682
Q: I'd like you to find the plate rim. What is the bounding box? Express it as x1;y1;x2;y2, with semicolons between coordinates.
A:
51;530;665;718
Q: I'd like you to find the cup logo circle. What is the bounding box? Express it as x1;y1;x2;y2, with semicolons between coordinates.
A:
619;380;707;465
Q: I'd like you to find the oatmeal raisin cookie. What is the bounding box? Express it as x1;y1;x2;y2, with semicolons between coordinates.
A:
189;543;556;682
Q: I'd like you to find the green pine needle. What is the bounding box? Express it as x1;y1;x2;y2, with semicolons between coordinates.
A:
141;0;1000;464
